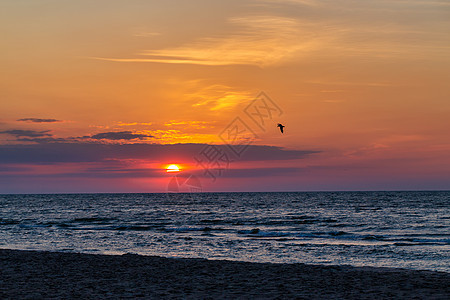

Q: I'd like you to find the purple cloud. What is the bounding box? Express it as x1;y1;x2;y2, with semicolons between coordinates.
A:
89;131;154;140
0;130;52;138
17;118;63;123
0;143;319;164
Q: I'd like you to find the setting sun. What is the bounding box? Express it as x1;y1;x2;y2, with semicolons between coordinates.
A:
166;164;180;173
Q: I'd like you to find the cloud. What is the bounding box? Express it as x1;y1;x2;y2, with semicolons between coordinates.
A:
89;131;154;140
0;168;163;179
259;0;319;6
164;120;212;129
0;130;52;138
0;166;303;179
15;137;70;143
0;143;319;164
92;16;318;67
183;84;255;111
0;165;33;172
17;118;63;123
222;167;303;178
117;122;153;126
91;1;449;67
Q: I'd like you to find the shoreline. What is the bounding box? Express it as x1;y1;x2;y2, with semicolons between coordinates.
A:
1;249;449;299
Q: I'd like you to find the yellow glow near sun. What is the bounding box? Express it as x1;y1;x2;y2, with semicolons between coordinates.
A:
166;164;180;173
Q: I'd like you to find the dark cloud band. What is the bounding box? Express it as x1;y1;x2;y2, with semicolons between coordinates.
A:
89;131;154;140
0;143;319;164
17;118;62;123
0;130;52;138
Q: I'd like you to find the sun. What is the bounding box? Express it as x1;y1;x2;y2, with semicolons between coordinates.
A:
166;164;180;173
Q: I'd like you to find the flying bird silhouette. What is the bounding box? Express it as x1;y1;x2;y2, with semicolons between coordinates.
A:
277;123;285;134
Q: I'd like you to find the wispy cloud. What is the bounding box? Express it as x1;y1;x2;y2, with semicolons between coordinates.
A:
185;84;255;111
164;120;212;129
146;130;219;144
117;122;153;126
92;16;319;67
258;0;320;7
222;167;303;178
92;4;449;68
344;134;429;157
260;0;450;8
306;80;400;87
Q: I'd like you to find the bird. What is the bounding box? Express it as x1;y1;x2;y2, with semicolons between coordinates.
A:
277;123;285;134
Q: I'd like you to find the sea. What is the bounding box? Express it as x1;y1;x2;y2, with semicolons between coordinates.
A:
1;191;449;272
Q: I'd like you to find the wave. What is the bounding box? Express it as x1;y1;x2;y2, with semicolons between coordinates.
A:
69;217;116;224
163;226;227;233
114;226;156;231
0;219;20;225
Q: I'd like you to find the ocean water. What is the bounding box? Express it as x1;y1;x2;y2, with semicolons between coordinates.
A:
0;192;449;272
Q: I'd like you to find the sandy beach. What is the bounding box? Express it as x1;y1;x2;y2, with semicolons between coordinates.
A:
0;249;449;299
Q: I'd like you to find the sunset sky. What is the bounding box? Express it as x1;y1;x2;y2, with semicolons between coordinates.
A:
1;0;449;193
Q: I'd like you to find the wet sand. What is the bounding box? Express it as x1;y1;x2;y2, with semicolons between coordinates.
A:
1;249;449;299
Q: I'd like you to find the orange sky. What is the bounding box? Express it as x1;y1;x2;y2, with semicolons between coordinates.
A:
0;0;449;193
